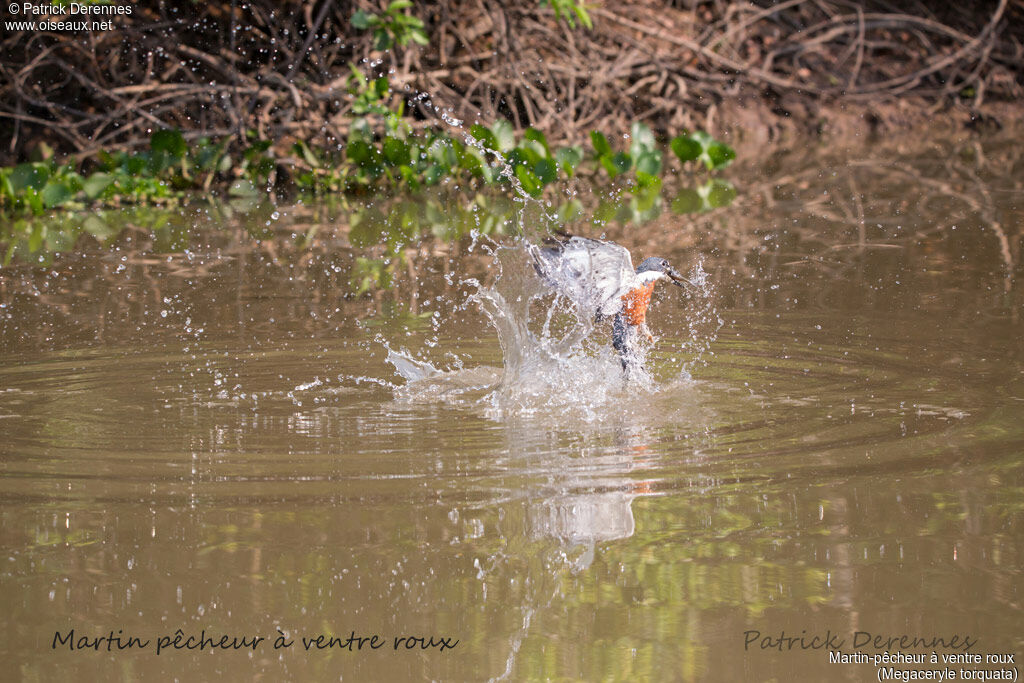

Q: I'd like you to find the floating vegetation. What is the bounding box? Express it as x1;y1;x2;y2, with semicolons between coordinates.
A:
0;117;735;217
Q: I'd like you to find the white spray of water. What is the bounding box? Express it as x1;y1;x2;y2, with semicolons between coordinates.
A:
385;235;718;422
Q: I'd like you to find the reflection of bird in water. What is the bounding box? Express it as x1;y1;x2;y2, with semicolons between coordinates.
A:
530;234;687;372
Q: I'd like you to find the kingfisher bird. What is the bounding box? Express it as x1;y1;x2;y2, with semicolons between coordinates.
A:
530;235;687;371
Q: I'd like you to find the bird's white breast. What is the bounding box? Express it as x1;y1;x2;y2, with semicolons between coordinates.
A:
635;270;667;285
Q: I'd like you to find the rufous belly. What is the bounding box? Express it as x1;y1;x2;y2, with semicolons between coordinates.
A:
621;282;656;326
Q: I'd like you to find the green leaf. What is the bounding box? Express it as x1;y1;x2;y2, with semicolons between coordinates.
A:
423;164;444;185
351;10;373;29
346;139;372;165
24;187;44;215
534;158;557;185
292;141;321;168
514;164;542;197
372;28;392;51
480;165;501;184
509;146;541;169
0;170;13;199
457;145;484;174
519;139;548;162
523;128;551;157
469;124;499;152
383;137;411;166
589;130;612;157
151;129;186;157
634;171;661;190
244;140;272;158
96;150;116;171
705;141;736;170
348;62;366;86
629;121;656;158
429;139;458;168
599;155;620;178
387;0;413;11
554;146;583;177
195;137;231;172
670;135;702;163
228;179;260;197
574;4;593;29
490;119;515;153
9;163;49;193
40;181;73;208
124;154;148;176
611;152;632;175
634;149;662;177
689;130;714;147
82;172;115;199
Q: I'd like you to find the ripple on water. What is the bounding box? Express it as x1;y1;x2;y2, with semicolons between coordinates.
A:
0;274;1019;515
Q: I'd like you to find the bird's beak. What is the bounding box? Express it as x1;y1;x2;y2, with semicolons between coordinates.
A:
666;265;701;291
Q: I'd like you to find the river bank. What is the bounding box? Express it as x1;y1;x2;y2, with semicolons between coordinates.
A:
2;0;1021;167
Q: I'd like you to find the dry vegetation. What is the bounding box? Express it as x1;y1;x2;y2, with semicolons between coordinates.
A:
1;0;1022;163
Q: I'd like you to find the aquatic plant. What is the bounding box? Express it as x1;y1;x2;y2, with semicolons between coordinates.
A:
541;0;593;29
0;119;734;215
0;128;291;215
351;1;430;51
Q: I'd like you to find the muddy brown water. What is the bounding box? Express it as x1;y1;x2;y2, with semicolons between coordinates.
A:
1;137;1022;681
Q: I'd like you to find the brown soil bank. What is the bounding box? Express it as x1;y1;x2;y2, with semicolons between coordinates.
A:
1;0;1021;164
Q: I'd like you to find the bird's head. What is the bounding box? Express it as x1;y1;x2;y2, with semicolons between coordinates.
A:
635;257;686;288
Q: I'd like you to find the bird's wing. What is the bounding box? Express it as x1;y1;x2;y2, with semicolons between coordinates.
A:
530;236;637;318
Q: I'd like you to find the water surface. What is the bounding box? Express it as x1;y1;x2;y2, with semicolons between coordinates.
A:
1;136;1022;681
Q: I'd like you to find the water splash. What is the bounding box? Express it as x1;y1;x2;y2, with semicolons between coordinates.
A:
385;236;719;422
